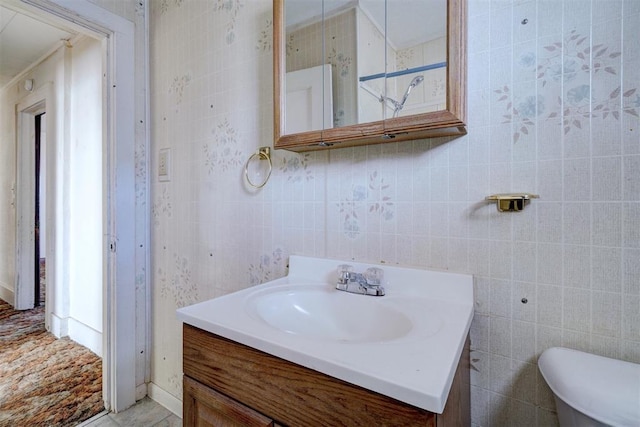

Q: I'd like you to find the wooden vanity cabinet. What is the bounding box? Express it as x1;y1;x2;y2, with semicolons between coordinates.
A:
183;324;470;426
183;376;276;427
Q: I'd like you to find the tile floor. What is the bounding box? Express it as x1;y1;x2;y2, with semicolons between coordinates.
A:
78;397;181;427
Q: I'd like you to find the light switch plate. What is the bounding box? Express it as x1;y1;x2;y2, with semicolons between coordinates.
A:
159;148;171;182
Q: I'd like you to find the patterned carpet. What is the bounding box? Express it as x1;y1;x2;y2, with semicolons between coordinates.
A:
0;261;103;426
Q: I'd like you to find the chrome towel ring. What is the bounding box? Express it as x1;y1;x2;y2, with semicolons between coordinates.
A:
244;146;272;188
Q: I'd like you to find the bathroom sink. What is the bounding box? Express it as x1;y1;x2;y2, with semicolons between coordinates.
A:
245;284;413;342
177;255;473;413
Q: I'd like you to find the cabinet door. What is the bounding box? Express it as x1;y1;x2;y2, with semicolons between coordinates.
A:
183;376;274;427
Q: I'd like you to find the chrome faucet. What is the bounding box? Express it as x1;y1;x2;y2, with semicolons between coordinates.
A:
335;265;385;296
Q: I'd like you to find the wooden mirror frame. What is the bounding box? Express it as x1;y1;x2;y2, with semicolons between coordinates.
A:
274;0;467;152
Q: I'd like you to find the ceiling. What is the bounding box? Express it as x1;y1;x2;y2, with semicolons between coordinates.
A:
285;0;447;50
0;2;77;88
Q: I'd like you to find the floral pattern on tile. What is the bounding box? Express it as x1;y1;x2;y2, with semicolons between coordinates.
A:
494;86;538;143
256;19;272;51
497;81;638;141
135;145;147;204
286;34;294;57
326;48;352;78
621;89;639;117
279;153;314;182
496;30;640;141
337;172;395;238
334;109;345;127
158;0;183;14
168;74;191;107
397;49;415;70
518;51;536;70
368;171;394;220
204;119;244;173
248;247;288;285
539;30;618;85
431;77;446;98
159;254;199;308
338;185;366;238
152;187;172;226
215;0;244;45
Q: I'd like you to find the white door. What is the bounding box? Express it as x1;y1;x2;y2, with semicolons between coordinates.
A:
285;64;333;134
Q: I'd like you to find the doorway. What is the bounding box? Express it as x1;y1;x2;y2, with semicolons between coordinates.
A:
9;0;141;413
15;92;46;314
14;43;105;423
16;33;104;372
34;111;45;308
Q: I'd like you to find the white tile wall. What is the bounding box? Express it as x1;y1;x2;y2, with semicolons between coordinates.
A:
149;0;640;425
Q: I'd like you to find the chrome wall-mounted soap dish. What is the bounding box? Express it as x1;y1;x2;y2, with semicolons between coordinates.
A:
486;193;539;212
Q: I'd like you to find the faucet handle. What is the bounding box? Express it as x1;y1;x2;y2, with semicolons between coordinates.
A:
337;264;353;284
363;267;384;286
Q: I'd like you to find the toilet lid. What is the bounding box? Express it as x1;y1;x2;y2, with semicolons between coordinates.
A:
539;347;640;427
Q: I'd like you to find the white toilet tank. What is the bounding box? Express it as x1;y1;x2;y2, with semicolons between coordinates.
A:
538;347;640;427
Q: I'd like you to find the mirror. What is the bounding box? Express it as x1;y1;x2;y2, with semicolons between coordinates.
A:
359;0;449;125
274;0;467;151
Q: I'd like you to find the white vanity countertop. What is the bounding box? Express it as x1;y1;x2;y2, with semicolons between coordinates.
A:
177;255;474;414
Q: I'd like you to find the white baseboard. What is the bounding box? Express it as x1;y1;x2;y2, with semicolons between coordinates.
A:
148;382;182;417
68;317;102;357
135;383;148;401
0;283;14;305
50;312;69;338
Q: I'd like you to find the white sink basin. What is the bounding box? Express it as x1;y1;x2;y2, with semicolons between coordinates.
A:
177;255;473;413
246;284;413;342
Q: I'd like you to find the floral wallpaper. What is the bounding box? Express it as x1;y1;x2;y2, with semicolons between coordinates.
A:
248;247;288;285
152;187;172;226
326;47;352;78
396;49;415;70
256;18;272;51
278;152;314;183
497;29;639;142
158;0;183;14
149;1;640;426
337;171;395;239
215;0;243;44
158;254;199;309
204;118;244;173
168;74;190;110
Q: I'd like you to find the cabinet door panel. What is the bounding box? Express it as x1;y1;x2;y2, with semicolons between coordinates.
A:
184;376;273;427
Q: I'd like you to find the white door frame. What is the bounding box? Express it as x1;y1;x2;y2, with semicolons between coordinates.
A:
15;89;49;312
14;0;140;413
15;84;57;332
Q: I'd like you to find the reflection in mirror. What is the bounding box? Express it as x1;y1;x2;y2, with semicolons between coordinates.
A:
285;1;355;130
283;0;447;135
383;0;447;120
285;64;333;133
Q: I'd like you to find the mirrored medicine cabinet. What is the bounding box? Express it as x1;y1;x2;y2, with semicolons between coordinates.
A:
274;0;467;152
